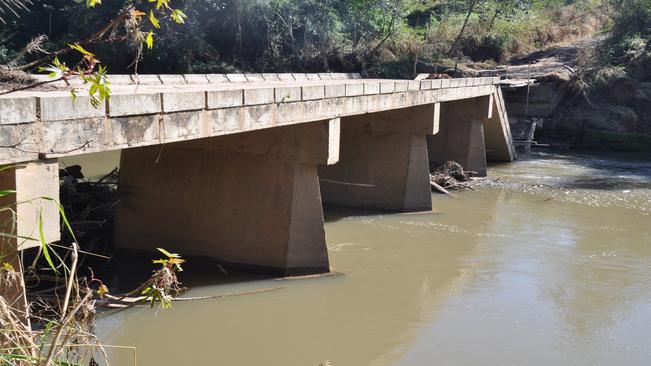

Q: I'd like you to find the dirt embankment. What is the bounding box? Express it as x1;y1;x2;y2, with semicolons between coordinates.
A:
490;37;651;152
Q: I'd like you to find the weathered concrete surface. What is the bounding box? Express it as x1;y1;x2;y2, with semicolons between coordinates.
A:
114;120;339;275
319;104;438;211
0;76;500;166
485;89;517;161
0;160;59;324
428;96;493;176
0;160;60;251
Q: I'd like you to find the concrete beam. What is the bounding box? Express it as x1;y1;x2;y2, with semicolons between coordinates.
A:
115;121;338;275
318;105;438;212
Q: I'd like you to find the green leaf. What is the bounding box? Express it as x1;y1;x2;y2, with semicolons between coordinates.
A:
170;9;187;24
68;43;94;57
145;31;154;49
0;190;16;197
86;0;102;8
156;247;179;258
149;10;161;29
38;212;57;273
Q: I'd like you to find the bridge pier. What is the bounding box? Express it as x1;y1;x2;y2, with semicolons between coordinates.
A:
115;119;339;276
427;96;493;177
0;160;59;323
319;104;439;212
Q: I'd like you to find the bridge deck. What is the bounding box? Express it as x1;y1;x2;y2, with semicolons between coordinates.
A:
0;76;499;165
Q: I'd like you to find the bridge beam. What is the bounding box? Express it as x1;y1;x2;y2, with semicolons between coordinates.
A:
319;104;439;212
428;96;493;177
115;119;339;276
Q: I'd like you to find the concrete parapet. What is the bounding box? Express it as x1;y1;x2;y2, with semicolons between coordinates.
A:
207;89;243;109
206;74;229;83
262;73;281;81
109;75;135;85
226;74;248;83
325;84;346;98
162;91;205;112
275;86;301;103
132;74;162;85
115;120;339;275
244;87;275;105
183;74;210;84
159;74;187;84
319;104;438;212
306;74;321;81
318;73;333;80
302;85;325;101
345;83;364;97
292;73;308;81
395;81;409;93
363;82;380;95
278;73;295;81
380;82;395;94
39;95;105;121
245;74;265;82
0;97;36;125
109;93;162;117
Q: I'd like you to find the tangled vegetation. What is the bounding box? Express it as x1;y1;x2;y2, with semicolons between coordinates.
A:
0;0;609;80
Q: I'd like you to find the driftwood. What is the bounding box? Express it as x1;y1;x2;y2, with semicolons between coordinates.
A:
98;286;286;309
429;161;477;194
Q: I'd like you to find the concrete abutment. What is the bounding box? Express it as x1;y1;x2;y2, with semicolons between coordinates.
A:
0;159;60;323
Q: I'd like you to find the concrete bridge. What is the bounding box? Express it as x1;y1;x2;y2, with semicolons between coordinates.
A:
0;73;514;278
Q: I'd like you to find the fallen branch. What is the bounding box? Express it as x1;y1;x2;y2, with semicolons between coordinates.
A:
99;286;286;308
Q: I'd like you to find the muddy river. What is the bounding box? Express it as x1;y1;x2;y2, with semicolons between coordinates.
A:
68;151;651;365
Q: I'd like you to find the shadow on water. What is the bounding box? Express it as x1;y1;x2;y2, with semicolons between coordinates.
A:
106;249;274;294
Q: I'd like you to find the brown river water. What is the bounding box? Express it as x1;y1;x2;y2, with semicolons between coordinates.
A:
63;150;651;366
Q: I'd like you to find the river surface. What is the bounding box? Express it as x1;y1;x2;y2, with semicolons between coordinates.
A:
77;150;651;366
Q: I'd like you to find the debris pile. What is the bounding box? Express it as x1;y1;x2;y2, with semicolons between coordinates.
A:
429;161;476;194
59;165;120;256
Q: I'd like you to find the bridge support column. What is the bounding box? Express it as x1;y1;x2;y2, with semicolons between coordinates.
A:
115;119;339;276
427;96;493;177
0;159;60;324
319;104;439;212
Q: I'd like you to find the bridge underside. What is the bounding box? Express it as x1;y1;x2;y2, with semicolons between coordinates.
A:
111;94;514;275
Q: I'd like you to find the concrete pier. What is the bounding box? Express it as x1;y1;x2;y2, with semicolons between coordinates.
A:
115;120;339;275
319;104;439;212
427;96;494;176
